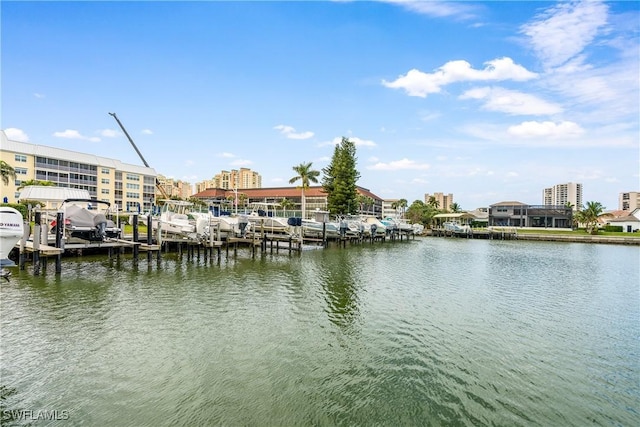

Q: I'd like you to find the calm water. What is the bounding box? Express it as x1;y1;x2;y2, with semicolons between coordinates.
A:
1;238;638;426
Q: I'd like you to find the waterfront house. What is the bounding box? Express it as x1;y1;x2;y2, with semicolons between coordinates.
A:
605;208;640;233
488;201;573;228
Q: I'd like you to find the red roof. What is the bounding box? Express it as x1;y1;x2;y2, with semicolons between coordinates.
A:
192;185;381;200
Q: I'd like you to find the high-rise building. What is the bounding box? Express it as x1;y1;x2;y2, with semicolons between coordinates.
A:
196;168;262;192
619;191;640;211
157;175;193;199
424;192;453;211
543;182;582;210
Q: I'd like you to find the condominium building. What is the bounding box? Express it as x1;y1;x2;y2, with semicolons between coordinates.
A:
619;191;640;211
424;192;453;211
157;175;193;199
0;130;157;212
195;168;262;193
543;182;582;210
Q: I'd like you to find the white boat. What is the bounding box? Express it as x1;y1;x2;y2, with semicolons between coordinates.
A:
0;207;24;280
360;215;387;237
443;221;471;234
139;200;201;240
51;199;121;242
382;216;415;234
246;202;292;235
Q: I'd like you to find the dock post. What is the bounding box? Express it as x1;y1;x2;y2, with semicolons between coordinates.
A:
147;213;153;262
133;214;139;261
55;212;63;274
19;221;28;270
33;212;41;276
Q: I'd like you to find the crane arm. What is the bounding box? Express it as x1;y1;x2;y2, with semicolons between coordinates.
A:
108;112;169;199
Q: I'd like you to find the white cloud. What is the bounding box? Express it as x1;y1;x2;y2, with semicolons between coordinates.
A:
382;57;537;97
459;86;563;115
521;0;608;70
34;93;45;99
218;152;235;158
382;0;480;21
368;158;430;171
320;136;377;148
4;128;29;142
99;129;119;138
230;159;253;166
507;120;585;138
274;124;314;140
53;129;100;142
141;129;153;135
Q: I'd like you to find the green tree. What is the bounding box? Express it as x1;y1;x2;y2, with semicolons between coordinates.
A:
0;161;16;186
427;196;440;210
405;200;439;228
576;201;611;234
449;202;462;213
279;197;295;216
289;162;320;218
322;137;360;215
16;179;55;190
397;198;408;217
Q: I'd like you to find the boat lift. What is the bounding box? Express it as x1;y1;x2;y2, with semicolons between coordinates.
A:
108;112;169;200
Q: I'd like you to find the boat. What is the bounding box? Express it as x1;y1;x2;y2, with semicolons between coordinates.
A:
51;199;121;242
0;207;24;280
297;210;340;238
360;215;387;237
382;216;415;234
443;221;471;234
138;199;202;241
246;202;293;235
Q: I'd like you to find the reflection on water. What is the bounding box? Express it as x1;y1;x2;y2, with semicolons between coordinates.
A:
0;240;638;426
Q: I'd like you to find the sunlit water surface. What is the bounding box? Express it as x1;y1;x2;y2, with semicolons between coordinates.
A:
1;238;638;426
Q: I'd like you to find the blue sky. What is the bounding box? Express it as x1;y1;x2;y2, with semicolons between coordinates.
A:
2;0;638;210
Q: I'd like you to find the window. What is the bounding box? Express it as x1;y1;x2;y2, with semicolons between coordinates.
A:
101;188;110;194
126;183;140;189
102;168;110;174
14;154;27;162
126;174;140;181
15;167;28;175
101;178;110;184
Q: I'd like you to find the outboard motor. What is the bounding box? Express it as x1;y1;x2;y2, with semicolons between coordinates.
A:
238;215;249;237
370;224;377;237
92;213;108;241
0;207;24;281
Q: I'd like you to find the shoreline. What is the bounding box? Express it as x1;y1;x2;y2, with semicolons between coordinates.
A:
424;229;640;245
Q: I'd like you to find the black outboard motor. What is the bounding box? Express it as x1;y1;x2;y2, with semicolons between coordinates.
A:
238;215;249;237
92;213;108;241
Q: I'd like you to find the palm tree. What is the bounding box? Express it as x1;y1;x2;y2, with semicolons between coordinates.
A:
427;196;440;210
1;161;16;186
16;179;55;190
398;198;408;218
450;202;462;213
577;201;611;234
279;197;295;216
289;162;320;219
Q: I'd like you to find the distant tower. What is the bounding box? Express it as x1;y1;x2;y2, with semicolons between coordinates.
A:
619;191;640;211
424;192;454;210
543;182;582;210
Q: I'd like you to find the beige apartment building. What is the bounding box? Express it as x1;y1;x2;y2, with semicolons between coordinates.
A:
0;130;157;212
157;175;193;200
543;182;583;210
619;191;640;211
424;192;454;210
195;168;262;193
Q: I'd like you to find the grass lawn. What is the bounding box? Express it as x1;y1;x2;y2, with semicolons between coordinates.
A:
512;228;640;238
